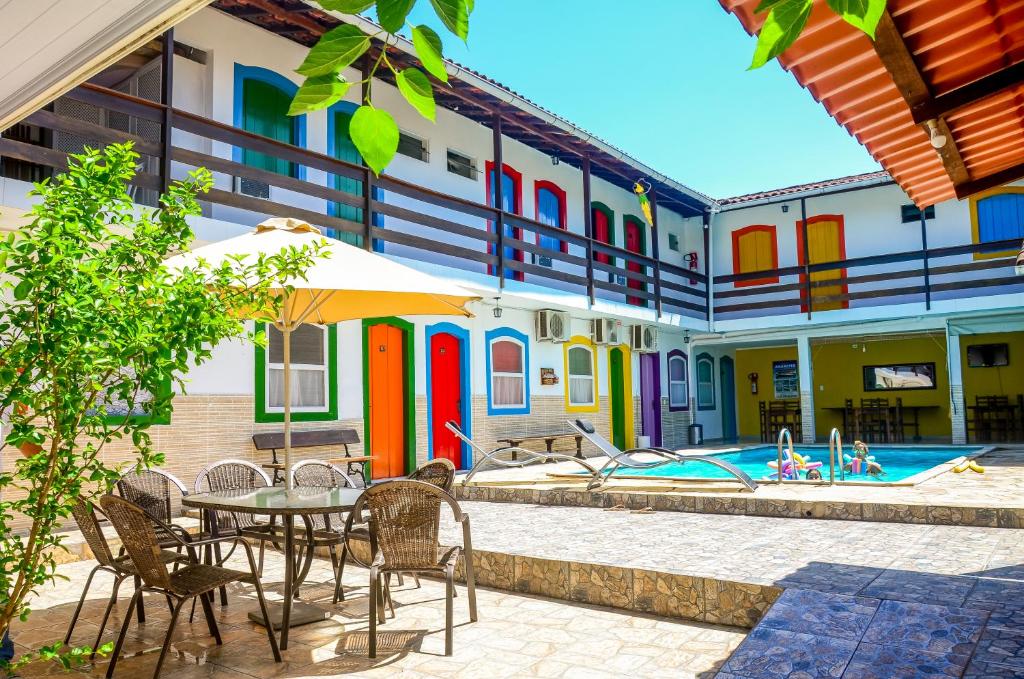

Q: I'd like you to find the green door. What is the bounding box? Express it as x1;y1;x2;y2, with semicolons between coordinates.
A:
241;78;296;176
609;348;626;449
330;107;364;247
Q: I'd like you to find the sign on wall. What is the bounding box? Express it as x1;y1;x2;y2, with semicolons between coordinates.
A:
773;360;799;399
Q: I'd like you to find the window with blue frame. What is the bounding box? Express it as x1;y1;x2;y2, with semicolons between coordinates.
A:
486;162;523;281
484;327;530;415
233;65;306;197
973;191;1024;256
535;180;566;267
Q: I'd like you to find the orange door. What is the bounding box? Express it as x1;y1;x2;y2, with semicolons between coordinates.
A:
798;216;847;311
368;323;406;479
430;332;463;468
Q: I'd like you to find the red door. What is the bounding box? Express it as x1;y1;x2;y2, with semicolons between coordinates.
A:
430;332;463;468
593;207;611;265
625;217;645;306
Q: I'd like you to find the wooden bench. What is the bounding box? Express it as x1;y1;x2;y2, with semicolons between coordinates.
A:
252;428;368;486
497;432;585;460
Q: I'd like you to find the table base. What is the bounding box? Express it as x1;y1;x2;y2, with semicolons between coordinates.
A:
248;601;330;630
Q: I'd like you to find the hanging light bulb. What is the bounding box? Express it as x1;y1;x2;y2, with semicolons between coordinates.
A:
926;119;947;149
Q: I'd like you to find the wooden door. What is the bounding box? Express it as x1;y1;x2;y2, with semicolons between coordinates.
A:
609;348;627;449
430;332;463;468
241;78;295;177
639;353;662;447
368;323;406;479
330;107;364;246
624;217;645;306
799;216;847;311
592;205;612;265
720;356;737;442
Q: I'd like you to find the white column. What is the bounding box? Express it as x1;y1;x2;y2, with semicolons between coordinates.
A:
947;330;966;444
797;336;815;444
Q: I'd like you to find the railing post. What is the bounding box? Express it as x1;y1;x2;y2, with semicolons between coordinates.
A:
361;54;373;251
582;155;595;304
159;29;175;194
649;190;663;317
702;211;711;322
921;207;931;310
800;196;812;319
492;112;505;288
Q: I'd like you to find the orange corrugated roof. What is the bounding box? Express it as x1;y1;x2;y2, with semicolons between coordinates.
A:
719;0;1024;208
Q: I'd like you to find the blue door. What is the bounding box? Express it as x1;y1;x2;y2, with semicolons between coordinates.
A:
720;356;737;442
536;185;562;266
488;166;522;280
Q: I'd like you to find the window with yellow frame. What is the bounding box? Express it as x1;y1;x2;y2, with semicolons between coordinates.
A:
969;186;1024;260
563;336;598;412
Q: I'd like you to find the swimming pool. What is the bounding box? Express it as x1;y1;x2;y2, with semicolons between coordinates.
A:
597;445;984;484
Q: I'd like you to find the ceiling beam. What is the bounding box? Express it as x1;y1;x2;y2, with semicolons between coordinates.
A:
955;160;1024;199
912;60;1024;124
872;10;971;188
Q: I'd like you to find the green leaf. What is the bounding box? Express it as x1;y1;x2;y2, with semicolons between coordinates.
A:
375;0;415;33
748;0;813;70
412;25;448;83
317;0;375;12
296;24;370;78
429;0;470;41
289;74;353;115
349;105;400;176
754;0;786;11
396;68;436;121
465;0;474;13
12;279;30;300
826;0;885;38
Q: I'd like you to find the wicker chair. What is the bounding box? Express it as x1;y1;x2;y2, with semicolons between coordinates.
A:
99;495;280;679
290;459;358;604
408;458;456;492
359;480;478;657
64;501;184;658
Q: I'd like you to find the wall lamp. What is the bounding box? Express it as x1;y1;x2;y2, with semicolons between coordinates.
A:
926;119;947;149
493;297;503;318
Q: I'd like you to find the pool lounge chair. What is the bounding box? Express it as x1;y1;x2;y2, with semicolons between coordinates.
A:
445;420;601;486
567;419;759;492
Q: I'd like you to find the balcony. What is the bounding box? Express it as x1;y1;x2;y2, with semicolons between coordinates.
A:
0;84;709;322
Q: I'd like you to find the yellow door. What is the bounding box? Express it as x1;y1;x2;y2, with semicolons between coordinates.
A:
735;226;777;286
802;217;846;311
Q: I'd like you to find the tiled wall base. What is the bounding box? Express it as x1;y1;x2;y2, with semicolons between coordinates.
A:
455;485;1024;529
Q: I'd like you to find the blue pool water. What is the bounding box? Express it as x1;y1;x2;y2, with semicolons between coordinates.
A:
602;445;983;483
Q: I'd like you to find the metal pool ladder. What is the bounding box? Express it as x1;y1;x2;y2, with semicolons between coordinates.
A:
776;428;794;485
829;427;845;484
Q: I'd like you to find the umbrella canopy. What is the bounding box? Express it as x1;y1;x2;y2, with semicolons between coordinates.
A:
166;218;480;487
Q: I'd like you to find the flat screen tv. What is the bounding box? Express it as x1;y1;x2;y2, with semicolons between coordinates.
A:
967;343;1009;368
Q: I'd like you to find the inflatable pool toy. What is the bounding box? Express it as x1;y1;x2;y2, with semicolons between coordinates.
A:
843;440;886;477
969;460;985;473
766;448;822;480
953;459;984;474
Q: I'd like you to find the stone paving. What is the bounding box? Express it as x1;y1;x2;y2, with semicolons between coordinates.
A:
13;549;745;679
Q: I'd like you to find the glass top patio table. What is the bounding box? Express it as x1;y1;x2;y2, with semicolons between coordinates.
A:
182;486;363;515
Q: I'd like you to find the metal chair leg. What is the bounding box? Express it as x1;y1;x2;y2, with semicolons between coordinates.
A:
105;589;140;679
90;574;127;659
368;568;379;659
133;575;146;623
151;597;185;679
198;592;221;644
333;545;347;604
444;566;454;657
65;564;102;646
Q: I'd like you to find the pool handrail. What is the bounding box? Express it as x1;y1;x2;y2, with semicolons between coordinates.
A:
567;419;759;492
777;428;794;486
828;428;845;484
444;420;601;486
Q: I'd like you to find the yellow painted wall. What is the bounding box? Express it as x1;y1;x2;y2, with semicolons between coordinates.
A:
735;346;798;440
812;335;950;440
961;331;1024;405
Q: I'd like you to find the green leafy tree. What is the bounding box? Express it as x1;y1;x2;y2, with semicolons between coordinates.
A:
749;0;886;69
287;0;473;176
0;143;323;669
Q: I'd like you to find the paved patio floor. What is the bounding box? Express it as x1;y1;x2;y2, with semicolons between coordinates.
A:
14;549;745;679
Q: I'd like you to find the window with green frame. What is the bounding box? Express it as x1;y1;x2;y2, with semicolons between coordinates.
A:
696;353;715;411
255;322;339;423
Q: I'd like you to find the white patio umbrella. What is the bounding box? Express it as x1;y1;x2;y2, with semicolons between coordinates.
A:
166;218;480;488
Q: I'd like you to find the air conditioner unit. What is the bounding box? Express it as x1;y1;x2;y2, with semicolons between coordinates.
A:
630;324;658;353
590;319;621;345
536;309;570;342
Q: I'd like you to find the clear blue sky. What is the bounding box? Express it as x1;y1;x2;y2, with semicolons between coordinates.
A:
402;1;881;199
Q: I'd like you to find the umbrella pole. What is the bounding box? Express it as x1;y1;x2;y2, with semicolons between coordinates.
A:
283;319;293;491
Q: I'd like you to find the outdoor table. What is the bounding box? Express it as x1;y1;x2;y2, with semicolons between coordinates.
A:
824;404;938;443
183;486;363;650
498;432;585;460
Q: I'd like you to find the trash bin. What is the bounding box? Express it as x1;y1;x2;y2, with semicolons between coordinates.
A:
688;423;704;446
636;435;651;449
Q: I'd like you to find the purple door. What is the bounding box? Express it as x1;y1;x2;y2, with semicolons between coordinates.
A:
640;353;662;447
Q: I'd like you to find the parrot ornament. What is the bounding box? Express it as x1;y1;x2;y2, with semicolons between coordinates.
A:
633;178;654;226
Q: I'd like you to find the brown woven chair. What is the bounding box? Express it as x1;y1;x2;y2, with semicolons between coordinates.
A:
359;480;478;657
64;501;184;658
99;494;280;679
290;459;358;603
408;458;456;492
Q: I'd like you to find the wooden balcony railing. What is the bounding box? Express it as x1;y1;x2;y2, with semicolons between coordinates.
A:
0;84;709;320
713;237;1024;319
